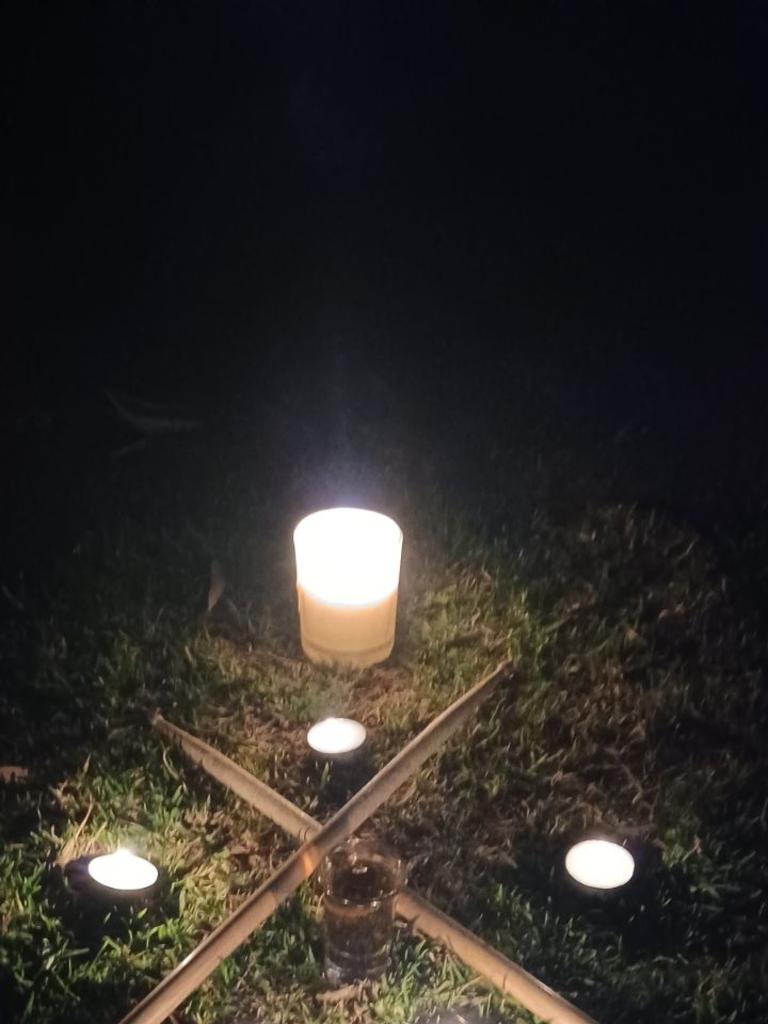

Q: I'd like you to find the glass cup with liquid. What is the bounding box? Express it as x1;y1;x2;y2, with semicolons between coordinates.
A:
320;836;405;985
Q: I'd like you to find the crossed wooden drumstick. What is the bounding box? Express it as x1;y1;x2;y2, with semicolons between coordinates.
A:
119;663;596;1024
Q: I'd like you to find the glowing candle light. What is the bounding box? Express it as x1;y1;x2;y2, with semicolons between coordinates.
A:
564;839;635;890
307;717;367;757
87;848;159;892
294;508;403;667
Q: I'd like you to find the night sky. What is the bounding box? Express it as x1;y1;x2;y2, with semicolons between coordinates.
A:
5;3;767;415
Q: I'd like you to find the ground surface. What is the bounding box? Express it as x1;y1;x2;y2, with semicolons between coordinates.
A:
1;352;767;1024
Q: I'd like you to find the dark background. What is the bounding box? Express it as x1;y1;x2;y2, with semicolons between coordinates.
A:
4;2;768;559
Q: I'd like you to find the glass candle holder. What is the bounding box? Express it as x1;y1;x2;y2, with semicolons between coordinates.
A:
320;836;405;985
294;508;403;667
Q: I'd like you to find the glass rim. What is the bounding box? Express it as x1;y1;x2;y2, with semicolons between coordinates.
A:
321;836;405;901
293;507;403;548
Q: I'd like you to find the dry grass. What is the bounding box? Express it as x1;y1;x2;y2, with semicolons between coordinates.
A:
1;384;767;1024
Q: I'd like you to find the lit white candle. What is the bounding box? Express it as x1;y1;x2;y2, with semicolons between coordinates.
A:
294;508;403;667
87;848;159;892
565;839;635;890
307;717;367;757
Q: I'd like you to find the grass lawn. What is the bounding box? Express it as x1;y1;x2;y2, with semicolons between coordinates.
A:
1;362;767;1024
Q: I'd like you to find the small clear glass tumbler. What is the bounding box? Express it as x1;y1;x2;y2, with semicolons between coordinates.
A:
320;836;405;985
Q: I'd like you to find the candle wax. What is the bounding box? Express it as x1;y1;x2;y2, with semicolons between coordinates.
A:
87;849;159;891
297;585;398;667
307;717;368;755
565;839;635;889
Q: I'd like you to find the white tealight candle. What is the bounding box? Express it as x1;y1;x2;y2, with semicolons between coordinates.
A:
565;839;635;890
307;717;367;757
87;848;159;892
294;508;403;667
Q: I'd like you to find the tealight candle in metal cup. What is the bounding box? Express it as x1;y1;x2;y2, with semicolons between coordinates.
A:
564;837;635;892
307;717;367;762
86;848;159;894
